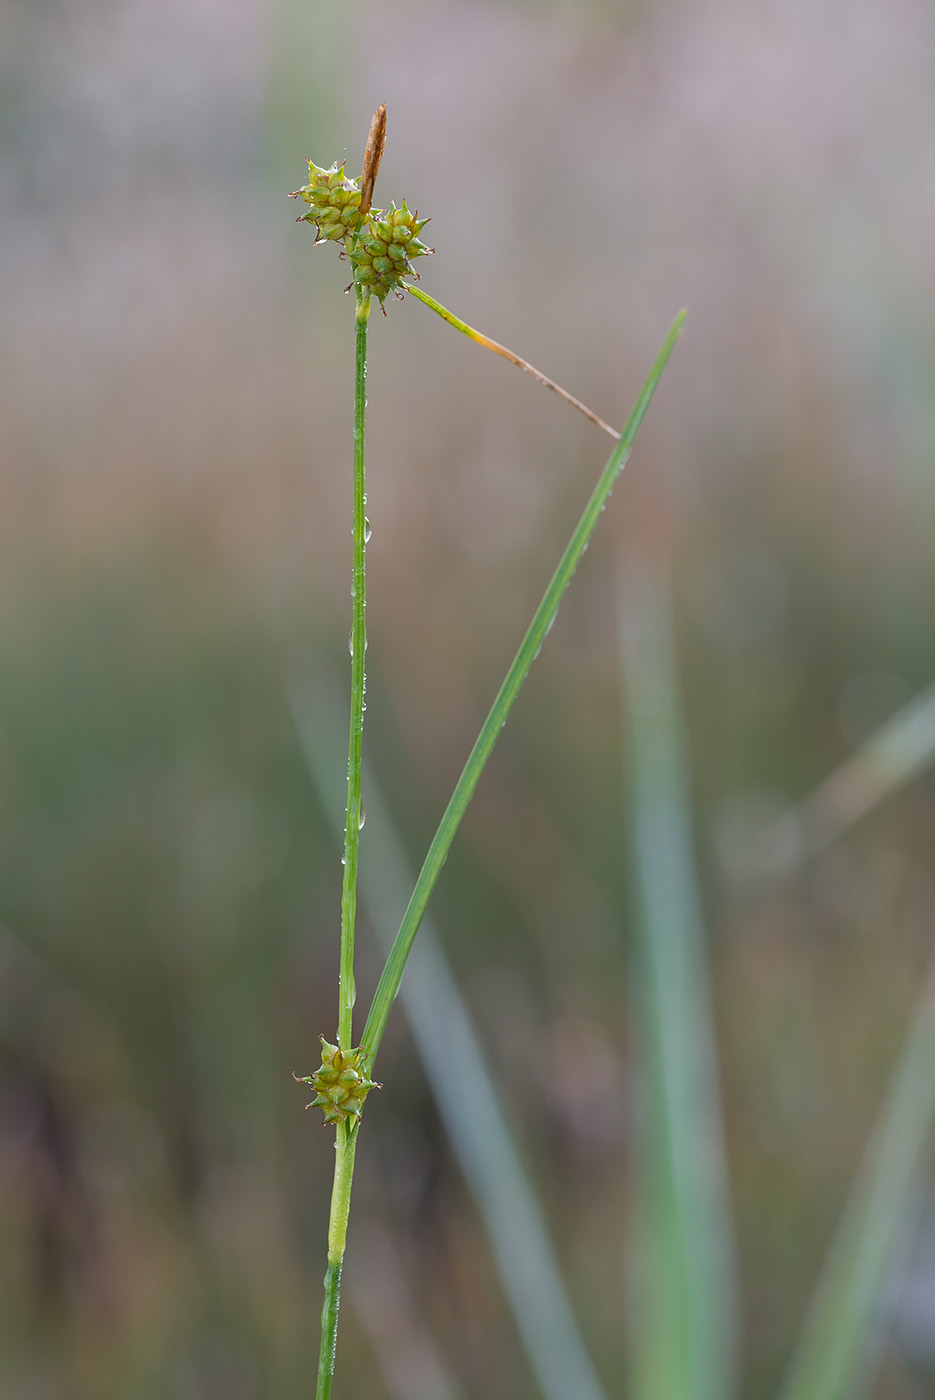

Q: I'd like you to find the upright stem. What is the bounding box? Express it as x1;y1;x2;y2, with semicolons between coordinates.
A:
338;284;371;1051
316;1120;360;1400
316;282;370;1399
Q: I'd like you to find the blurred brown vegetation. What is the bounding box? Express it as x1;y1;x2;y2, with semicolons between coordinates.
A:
1;1;935;1396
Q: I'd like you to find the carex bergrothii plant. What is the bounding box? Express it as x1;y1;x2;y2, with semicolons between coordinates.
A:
291;104;685;1400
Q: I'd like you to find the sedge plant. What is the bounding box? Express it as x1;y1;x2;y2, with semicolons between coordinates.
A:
290;105;685;1399
290;106;935;1400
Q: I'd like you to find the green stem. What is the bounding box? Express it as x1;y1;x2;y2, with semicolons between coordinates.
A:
360;309;687;1066
316;283;370;1399
316;1121;360;1400
338;285;371;1051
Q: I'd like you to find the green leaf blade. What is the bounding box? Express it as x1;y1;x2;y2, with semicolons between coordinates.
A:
360;310;687;1064
293;675;610;1400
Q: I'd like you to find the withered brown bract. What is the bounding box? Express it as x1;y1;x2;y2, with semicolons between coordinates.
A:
359;102;387;218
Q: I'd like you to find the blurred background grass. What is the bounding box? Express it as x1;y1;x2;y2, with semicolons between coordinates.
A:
2;1;935;1396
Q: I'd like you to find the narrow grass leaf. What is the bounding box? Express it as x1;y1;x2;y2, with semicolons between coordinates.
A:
360;310;687;1064
777;955;935;1400
759;680;935;875
291;674;609;1400
617;554;737;1400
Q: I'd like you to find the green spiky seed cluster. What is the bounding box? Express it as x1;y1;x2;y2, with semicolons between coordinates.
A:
291;160;364;244
295;1039;381;1127
292;158;432;304
353;201;432;303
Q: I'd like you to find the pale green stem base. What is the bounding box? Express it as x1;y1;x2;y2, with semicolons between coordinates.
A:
316;1121;360;1400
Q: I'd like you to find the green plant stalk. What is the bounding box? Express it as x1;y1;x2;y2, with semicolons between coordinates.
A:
338;284;371;1051
316;283;370;1400
316;1119;360;1400
360;308;687;1066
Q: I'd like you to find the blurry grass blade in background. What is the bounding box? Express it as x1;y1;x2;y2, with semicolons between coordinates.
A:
777;954;935;1400
758;680;935;875
617;553;737;1400
346;1220;463;1400
290;673;609;1400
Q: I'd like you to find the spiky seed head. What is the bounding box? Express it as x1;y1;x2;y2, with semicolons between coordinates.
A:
352;200;432;303
290;160;367;243
294;1038;381;1127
